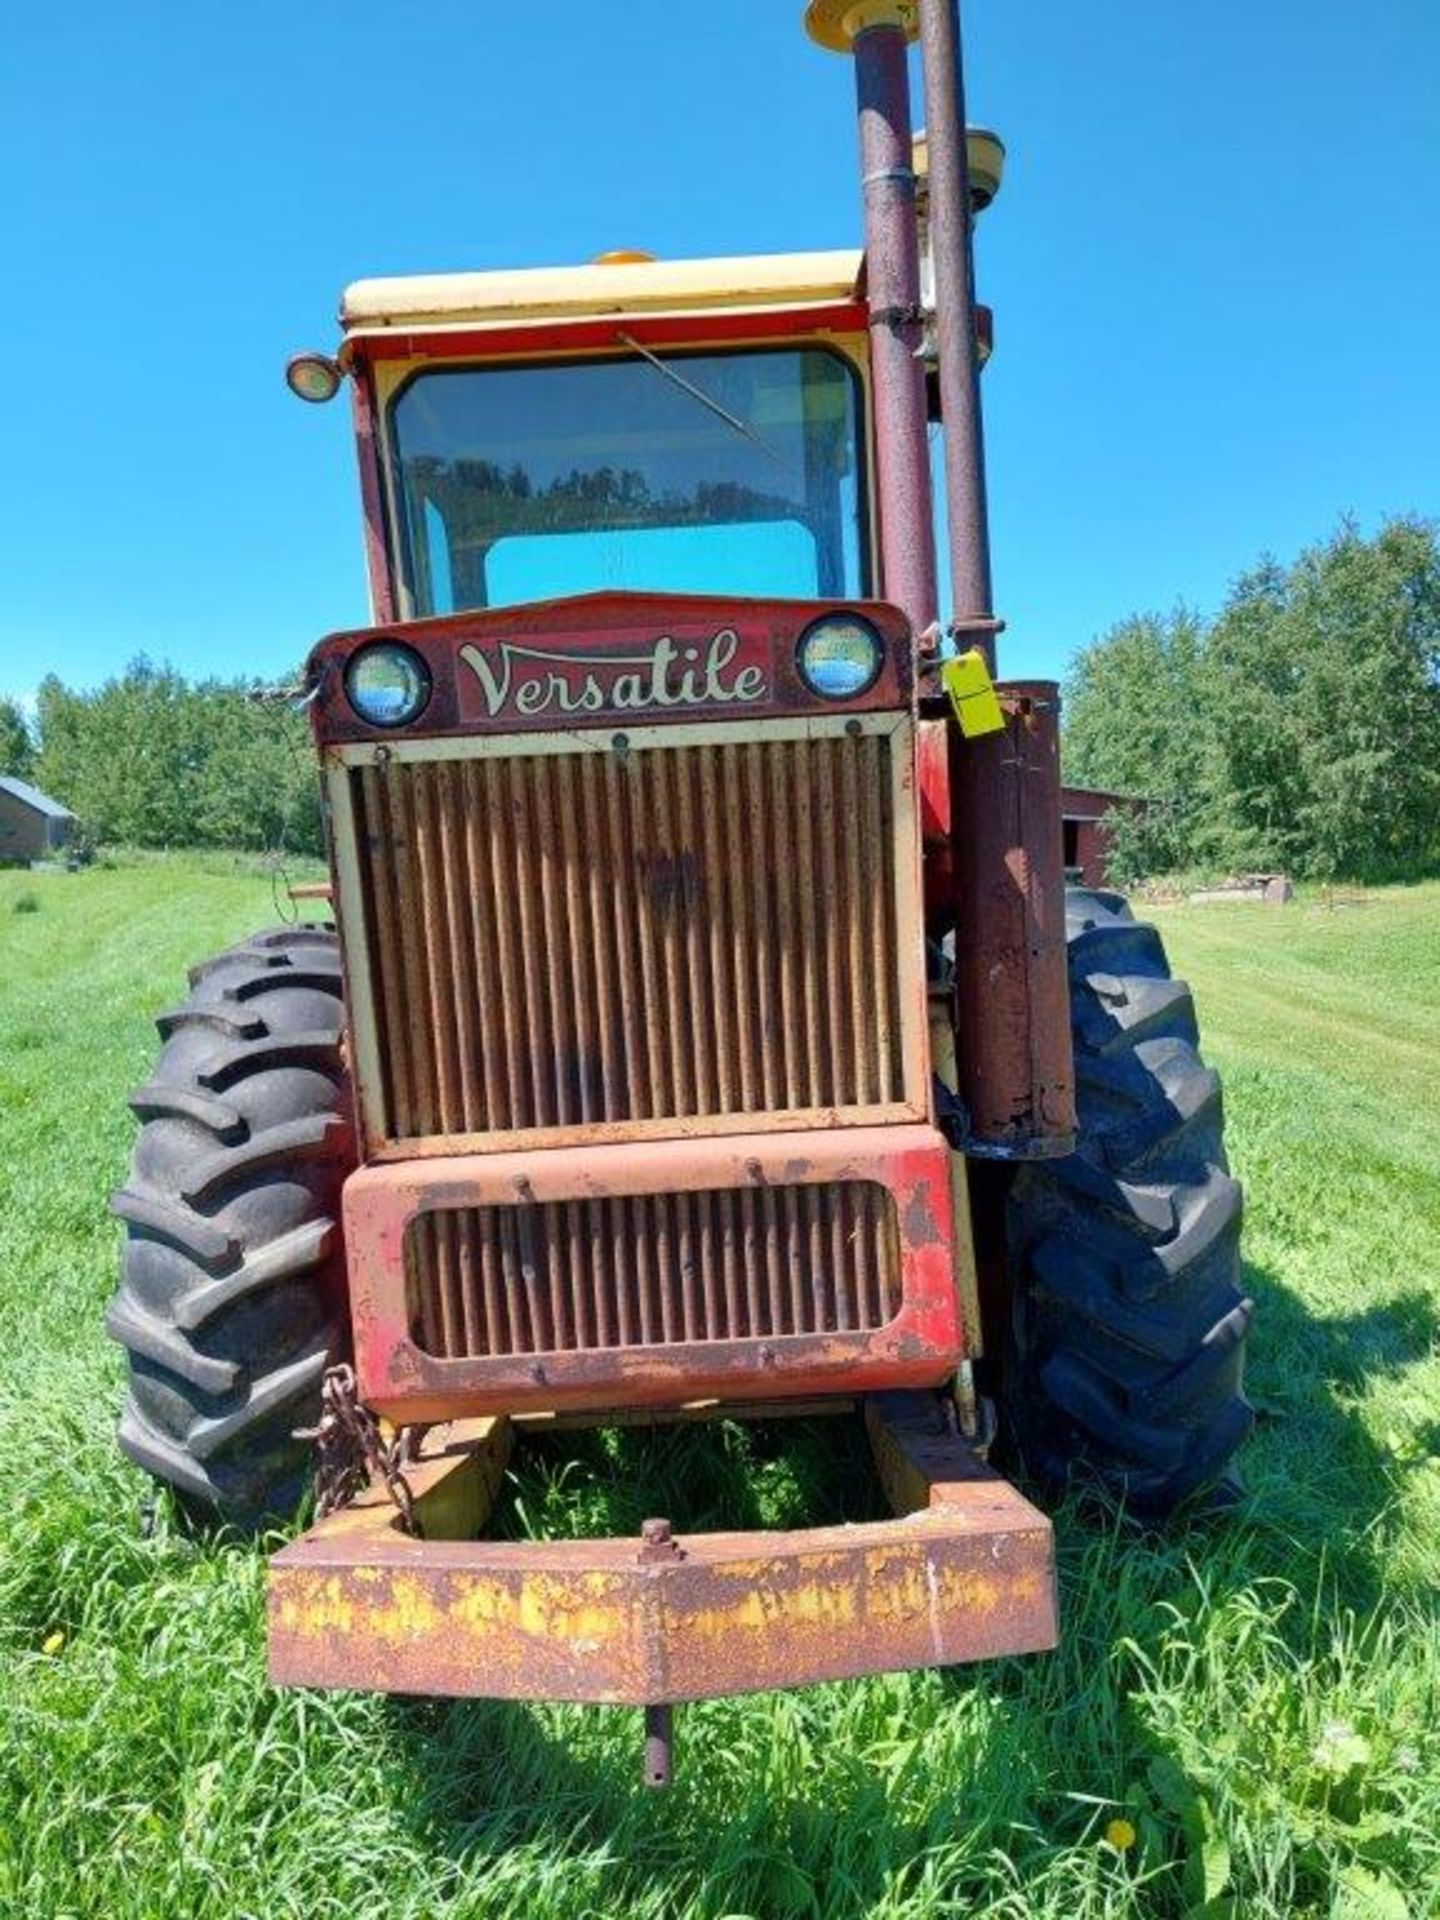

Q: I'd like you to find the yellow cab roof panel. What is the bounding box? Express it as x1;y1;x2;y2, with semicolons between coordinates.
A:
340;250;865;335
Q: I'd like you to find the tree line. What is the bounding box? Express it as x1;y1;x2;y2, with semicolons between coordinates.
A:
1063;517;1440;884
2;514;1436;882
0;663;322;858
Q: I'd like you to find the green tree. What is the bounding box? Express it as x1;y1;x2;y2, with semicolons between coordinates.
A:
0;697;35;781
36;659;198;845
34;661;323;856
190;684;322;857
1208;518;1440;881
1063;517;1440;884
1062;607;1214;879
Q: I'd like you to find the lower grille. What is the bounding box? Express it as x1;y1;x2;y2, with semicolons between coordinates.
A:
406;1183;901;1359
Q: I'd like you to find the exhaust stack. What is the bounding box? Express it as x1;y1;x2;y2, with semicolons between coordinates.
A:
806;1;938;633
808;0;1076;1160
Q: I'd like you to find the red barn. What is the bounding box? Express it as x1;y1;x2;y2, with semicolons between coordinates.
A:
1060;785;1145;888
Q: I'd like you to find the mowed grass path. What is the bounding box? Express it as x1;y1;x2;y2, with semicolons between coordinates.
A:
1;860;1437;1919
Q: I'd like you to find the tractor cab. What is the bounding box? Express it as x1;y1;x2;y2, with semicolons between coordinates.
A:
338;252;874;619
290;117;1004;630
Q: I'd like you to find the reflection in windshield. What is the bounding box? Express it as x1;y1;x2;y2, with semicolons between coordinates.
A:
389;347;867;615
486;520;820;606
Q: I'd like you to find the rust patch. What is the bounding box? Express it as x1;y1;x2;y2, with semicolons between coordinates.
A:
637;849;706;917
901;1180;944;1248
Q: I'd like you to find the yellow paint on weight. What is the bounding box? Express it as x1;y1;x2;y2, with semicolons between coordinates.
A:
277;1573;356;1637
275;1542;1047;1670
370;1574;442;1642
451;1571;628;1646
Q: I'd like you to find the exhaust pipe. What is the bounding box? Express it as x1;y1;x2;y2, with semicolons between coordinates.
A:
915;0;993;663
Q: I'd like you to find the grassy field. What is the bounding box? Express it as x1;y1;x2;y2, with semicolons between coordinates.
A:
1;859;1437;1919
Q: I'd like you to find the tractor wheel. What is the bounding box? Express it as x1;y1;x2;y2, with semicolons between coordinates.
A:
107;926;354;1527
1004;889;1253;1517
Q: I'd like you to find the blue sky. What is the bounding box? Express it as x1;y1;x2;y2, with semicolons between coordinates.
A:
2;0;1436;708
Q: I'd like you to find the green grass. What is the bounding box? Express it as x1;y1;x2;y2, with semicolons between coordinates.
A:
1;860;1437;1918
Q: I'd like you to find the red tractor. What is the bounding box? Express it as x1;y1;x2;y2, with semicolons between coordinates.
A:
107;0;1249;1782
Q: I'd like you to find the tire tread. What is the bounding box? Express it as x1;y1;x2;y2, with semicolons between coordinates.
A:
108;926;352;1527
1007;888;1252;1515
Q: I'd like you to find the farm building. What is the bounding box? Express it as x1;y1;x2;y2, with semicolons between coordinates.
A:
0;775;76;864
1060;785;1145;888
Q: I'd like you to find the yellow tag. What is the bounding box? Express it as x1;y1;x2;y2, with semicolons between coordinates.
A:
941;648;1005;739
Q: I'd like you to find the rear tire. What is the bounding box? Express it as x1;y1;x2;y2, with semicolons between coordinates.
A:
107;926;353;1527
1005;890;1253;1516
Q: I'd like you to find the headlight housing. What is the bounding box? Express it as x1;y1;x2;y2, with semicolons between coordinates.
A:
795;614;884;701
344;641;432;728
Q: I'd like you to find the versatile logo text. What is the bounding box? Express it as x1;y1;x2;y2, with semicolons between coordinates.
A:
458;629;768;721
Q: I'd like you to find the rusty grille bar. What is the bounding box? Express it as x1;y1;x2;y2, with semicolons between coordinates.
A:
343;727;912;1146
406;1184;902;1358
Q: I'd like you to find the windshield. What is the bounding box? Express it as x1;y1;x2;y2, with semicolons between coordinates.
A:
387;346;869;615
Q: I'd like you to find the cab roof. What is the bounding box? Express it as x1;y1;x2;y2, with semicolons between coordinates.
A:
340;249;865;336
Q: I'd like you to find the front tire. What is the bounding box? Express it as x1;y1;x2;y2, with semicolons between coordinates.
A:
1006;890;1253;1516
107;926;353;1527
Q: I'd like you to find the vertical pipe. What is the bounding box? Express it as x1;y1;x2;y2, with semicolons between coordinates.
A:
916;0;994;659
950;683;1076;1156
851;21;939;632
644;1704;673;1789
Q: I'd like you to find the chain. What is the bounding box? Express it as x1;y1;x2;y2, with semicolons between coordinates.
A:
298;1363;422;1536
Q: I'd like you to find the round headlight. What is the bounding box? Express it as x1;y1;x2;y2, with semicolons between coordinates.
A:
344;642;432;728
285;352;343;404
796;615;884;700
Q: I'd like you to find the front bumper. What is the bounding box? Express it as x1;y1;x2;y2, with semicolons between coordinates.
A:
268;1393;1057;1707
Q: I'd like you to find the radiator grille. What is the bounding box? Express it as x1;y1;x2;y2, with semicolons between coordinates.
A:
345;729;910;1145
406;1184;902;1358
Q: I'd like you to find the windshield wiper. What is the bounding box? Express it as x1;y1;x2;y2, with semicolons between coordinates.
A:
614;332;782;464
